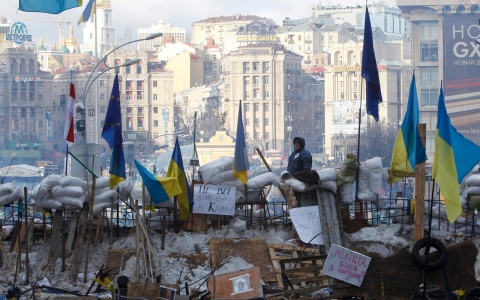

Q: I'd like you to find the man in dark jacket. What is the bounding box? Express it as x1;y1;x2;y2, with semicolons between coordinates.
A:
287;137;312;176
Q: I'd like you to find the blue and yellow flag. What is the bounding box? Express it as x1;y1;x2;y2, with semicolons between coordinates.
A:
361;7;382;122
389;73;427;183
433;87;480;223
233;101;249;184
102;74;125;189
19;0;81;14
78;0;96;25
167;138;193;220
134;160;182;204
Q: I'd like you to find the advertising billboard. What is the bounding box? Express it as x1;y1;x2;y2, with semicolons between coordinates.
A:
444;15;480;145
331;100;368;135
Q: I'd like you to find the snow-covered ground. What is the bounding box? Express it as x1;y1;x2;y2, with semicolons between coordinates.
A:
0;221;478;297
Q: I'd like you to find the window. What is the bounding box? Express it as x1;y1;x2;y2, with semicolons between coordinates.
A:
254;118;260;125
419;21;438;62
153;94;158;100
263;62;269;71
153;81;158;87
298;35;301;41
353;81;357;90
263;77;269;85
253;77;259;87
38;82;43;88
264;132;270;139
127;107;133;113
254;90;259;99
321;58;325;64
253;62;260;71
153;107;158;113
245;103;250;111
100;94;105;101
245;118;250;126
100;80;105;87
254;103;259;111
298;45;302;51
38;134;42;140
264;118;269;125
263;103;269;111
420;67;439;106
100;107;105;114
244;77;250;85
340;81;344;90
39;120;43;128
153;120;159;127
205;55;209;61
39;108;43;114
340;93;344;100
243;62;250;72
353;93;357;100
213;55;217;60
264;91;270;98
90;33;92;39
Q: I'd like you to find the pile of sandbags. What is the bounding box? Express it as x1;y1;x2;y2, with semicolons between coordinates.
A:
31;175;86;210
91;177;120;216
357;157;388;204
461;174;480;207
0;183;24;205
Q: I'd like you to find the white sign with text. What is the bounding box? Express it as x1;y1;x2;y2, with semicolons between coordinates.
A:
323;244;371;287
192;184;236;216
289;206;324;245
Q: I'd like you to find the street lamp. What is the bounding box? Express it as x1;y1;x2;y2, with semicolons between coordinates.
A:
82;32;163;144
133;131;186;167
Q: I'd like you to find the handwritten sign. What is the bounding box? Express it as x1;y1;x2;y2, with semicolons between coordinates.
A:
289;206;324;245
193;184;235;216
323;244;371;287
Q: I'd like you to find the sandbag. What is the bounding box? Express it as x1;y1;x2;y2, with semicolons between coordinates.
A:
130;188;150;205
0;183;14;197
95;189;118;204
247;172;280;190
51;185;85;198
94;177;111;189
337;153;358;187
60;176;87;190
218;179;245;191
119;177;134;194
30;184;50;201
382;168;390;182
41;174;63;190
36;198;63;210
465;174;480;186
92;201;119;216
206;170;237;185
284;178;310;192
94;185;112;196
56;195;86;209
339;182;354;204
364;158;383;195
199;156;234;182
235;190;246;203
319;180;337;194
318;169;338;182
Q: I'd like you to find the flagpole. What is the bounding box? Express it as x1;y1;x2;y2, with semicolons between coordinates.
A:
66;69;73;176
355;76;363;201
94;0;99;144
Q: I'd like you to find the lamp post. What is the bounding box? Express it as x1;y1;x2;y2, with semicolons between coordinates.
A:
82;32;163;144
132;131;186;168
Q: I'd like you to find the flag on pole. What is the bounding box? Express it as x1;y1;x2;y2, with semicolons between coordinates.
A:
78;0;96;25
64;82;76;144
389;73;427;183
19;0;82;14
361;6;382;122
102;74;125;189
167;138;193;220
233;101;249;184
433;86;480;223
134;160;182;204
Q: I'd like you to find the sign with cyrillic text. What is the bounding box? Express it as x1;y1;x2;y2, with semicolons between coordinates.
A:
322;244;371;287
192;184;235;216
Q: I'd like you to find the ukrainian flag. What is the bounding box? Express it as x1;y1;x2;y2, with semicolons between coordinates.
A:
167;138;193;220
19;0;81;14
101;74;125;189
389;73;427;183
433;87;480;223
135;160;182;204
233;101;249;184
78;0;96;25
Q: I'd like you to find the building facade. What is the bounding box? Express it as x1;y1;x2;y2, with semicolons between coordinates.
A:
81;0;115;56
137;20;186;51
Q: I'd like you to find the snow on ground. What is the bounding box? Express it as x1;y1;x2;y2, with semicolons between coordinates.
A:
0;221;478;296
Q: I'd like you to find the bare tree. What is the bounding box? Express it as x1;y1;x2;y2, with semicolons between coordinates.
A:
357;121;398;163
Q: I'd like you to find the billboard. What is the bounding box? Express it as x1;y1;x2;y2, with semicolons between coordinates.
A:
444;15;480;145
331;100;367;135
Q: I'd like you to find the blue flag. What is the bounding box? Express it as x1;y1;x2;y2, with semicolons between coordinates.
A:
361;6;383;122
78;0;96;25
102;74;122;149
19;0;81;14
167;138;193;220
233;101;249;184
102;74;125;188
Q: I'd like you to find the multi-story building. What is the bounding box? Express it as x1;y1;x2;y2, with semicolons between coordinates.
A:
323;40;411;163
223;44;324;156
137;20;186;51
81;0;115;56
277;23;322;66
397;1;480;164
192;14;277;55
311;3;410;41
166;51;204;95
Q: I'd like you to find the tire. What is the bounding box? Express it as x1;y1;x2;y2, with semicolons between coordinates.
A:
411;237;448;272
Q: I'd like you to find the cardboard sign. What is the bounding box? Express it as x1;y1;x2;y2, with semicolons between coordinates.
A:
322;244;371;287
193;184;236;216
289;206;324;245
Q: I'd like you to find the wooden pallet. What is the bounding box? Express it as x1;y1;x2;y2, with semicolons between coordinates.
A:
267;243;322;289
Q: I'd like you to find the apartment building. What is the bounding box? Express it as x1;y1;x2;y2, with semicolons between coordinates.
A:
137;20;186;51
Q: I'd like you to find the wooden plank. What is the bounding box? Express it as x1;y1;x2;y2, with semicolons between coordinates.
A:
127;282;161;300
316;188;343;253
414;124;426;242
105;249;136;281
210;238;276;282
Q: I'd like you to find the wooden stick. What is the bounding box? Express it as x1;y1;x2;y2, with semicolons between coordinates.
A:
84;176;96;283
0;241;13;272
61;209;66;272
100;208;105;244
161;215;166;250
135;200;140;280
48;210;63;273
414;124;426;242
43;214;46;243
110;197;114;247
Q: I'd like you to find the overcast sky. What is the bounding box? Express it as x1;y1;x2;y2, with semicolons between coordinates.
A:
4;0;397;47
